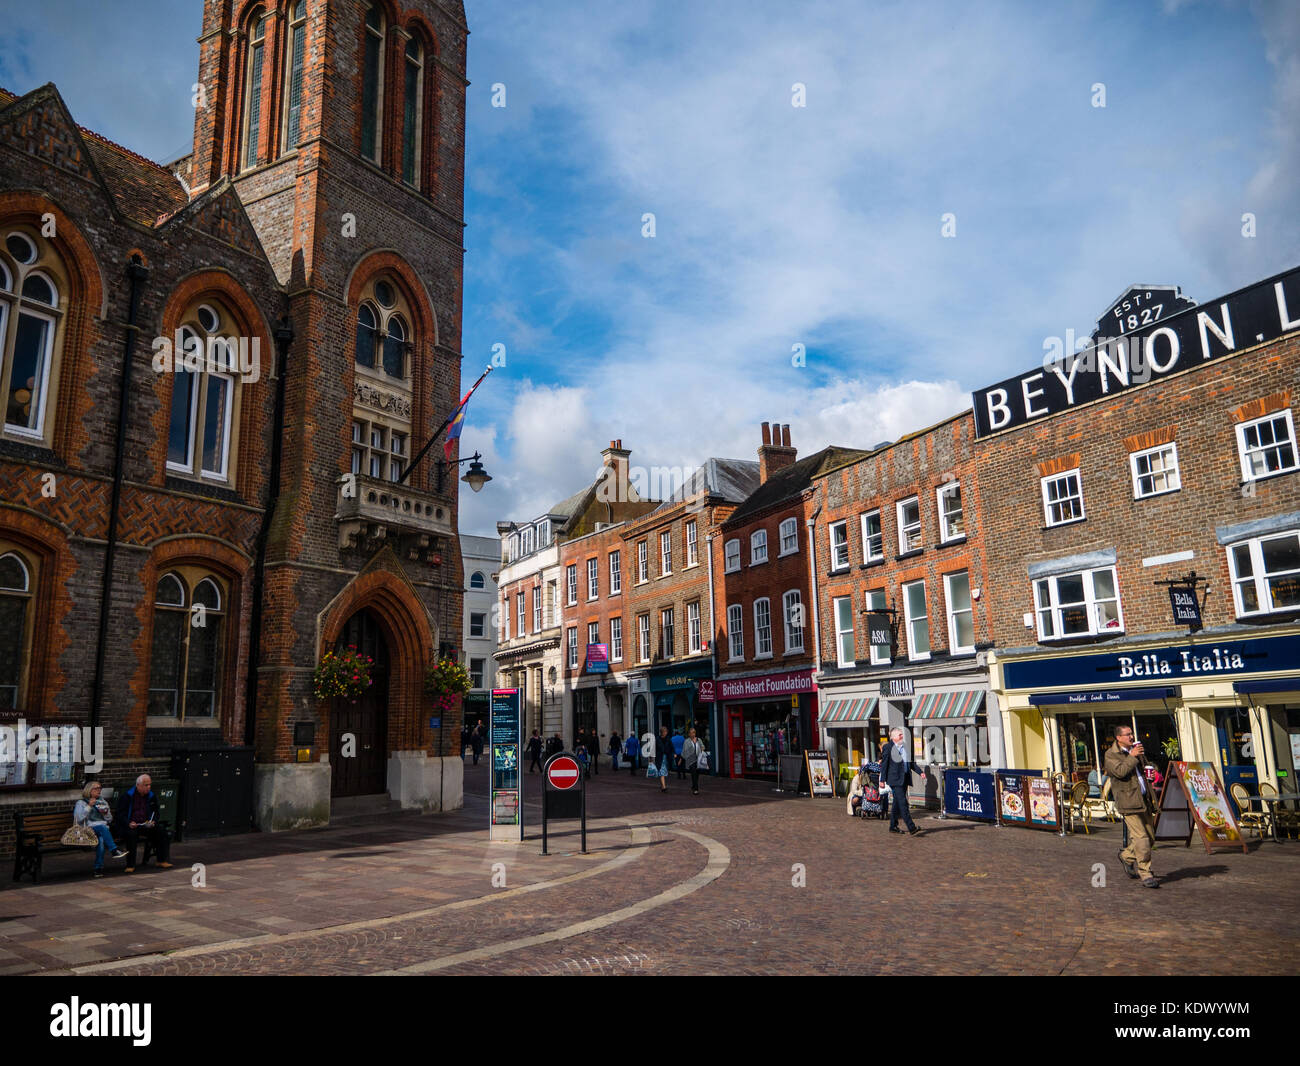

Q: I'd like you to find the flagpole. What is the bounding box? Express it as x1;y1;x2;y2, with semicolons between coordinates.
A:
397;364;493;486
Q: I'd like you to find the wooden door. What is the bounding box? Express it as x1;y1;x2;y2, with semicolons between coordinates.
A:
330;610;389;797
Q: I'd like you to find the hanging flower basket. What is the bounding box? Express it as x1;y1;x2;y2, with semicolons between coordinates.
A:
314;646;374;701
424;658;471;713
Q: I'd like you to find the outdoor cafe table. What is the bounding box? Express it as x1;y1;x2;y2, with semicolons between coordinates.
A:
1256;793;1300;844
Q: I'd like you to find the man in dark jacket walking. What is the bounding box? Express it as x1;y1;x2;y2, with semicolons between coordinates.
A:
526;729;544;773
470;722;485;765
880;728;924;836
115;774;172;873
1105;725;1160;888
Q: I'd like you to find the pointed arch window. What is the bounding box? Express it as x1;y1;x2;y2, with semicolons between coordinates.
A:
1;227;66;443
361;4;385;162
281;0;308;152
242;12;267;169
165;300;242;483
0;550;33;710
401;36;424;186
148;569;226;720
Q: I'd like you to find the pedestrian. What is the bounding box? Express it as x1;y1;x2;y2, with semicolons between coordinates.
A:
526;729;543;773
470;722;485;766
609;731;622;771
1105;725;1160;888
681;727;705;795
880;728;923;836
672;728;686;779
624;731;640;772
547;733;563;758
73;781;128;877
575;741;589;777
654;725;672;793
575;729;589;777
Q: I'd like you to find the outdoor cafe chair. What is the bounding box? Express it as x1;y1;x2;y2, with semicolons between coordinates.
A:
1229;782;1271;839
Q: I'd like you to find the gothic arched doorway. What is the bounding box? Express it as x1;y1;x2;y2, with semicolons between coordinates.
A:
331;608;390;797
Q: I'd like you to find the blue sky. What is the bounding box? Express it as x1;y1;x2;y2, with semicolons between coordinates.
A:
2;1;1296;535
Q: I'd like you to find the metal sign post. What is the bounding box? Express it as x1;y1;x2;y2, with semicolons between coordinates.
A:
541;751;586;855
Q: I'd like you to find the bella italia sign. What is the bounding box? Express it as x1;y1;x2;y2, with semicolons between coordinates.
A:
973;266;1300;437
1002;634;1300;692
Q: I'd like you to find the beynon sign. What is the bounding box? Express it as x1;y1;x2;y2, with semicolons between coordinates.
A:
973;267;1300;437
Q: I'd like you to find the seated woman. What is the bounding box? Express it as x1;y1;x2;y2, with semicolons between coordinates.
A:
846;765;866;816
73;781;127;878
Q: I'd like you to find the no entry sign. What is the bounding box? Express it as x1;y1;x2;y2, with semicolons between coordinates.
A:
547;756;581;790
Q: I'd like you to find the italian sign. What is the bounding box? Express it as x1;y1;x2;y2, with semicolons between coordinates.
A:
490;688;521;841
1155;761;1247;854
943;768;996;822
804;750;835;798
1169;587;1202;630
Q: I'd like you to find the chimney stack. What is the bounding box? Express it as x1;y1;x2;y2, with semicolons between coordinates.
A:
757;422;797;484
598;439;636;507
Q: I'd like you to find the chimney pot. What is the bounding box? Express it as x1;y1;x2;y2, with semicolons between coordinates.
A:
761;422;771;446
781;424;791;447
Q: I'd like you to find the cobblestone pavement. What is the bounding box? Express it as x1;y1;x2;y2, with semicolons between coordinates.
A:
4;761;1297;975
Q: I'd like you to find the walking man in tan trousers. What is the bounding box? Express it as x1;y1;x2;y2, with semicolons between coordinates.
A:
1104;725;1160;888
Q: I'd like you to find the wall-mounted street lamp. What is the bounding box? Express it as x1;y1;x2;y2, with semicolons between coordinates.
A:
437;450;493;493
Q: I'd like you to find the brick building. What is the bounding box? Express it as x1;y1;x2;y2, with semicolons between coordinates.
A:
0;0;473;848
496;441;655;747
809;412;999;784
460;533;499;727
709;424;866;779
975;268;1300;795
620;456;759;752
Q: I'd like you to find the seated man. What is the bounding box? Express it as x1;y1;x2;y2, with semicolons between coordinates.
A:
115;774;173;873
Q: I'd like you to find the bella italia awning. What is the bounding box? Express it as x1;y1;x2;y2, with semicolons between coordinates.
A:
821;696;878;725
908;690;986;725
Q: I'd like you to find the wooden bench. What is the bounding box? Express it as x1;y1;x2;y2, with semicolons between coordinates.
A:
12;809;167;883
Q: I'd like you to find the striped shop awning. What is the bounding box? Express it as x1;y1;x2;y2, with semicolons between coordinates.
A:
909;690;985;723
821;696;879;724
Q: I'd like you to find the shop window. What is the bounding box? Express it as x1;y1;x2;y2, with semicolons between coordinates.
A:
637;613;651;663
469;612;485;637
896;497;922;553
660;608;674;659
587;557;599;600
1;228;66;444
1228;530;1300;617
753;598;772;658
1236;410;1298;481
0;550;34;709
1034;566;1123;640
687;600;701;653
401;36;424;187
833;596;854;667
638;540;649;582
281;0;308;152
660;530;673;575
944;571;975;654
469;570;485;589
685;520;698;566
609;550;621;594
147;570;226;721
241;12;267;169
1130;442;1181;499
726;604;744;661
724;538;740;573
516;591;525;636
779;518;798;556
903;579;930;661
783;590;803;653
567;627;578;669
937;482;964;542
860;510;883;562
865;588;889;665
566;564;577;605
829;521;849;571
1042;470;1085;526
361;3;385;162
750;530;768;565
166;302;243;484
610;617;623;661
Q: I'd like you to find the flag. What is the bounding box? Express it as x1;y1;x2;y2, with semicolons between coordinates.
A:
443;388;473;461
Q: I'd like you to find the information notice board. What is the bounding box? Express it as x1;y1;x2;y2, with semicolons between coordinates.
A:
490;688;521;841
1155;761;1247;853
804;750;835;797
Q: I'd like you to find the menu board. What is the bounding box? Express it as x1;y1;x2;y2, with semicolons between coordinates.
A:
995;770;1058;832
1155;761;1247;854
489;689;521;841
804;750;835;798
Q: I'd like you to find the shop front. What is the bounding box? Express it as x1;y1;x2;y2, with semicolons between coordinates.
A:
992;631;1300;794
704;668;816;779
648;659;714;757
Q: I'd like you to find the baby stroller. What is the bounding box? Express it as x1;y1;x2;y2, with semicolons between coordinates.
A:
854;762;890;820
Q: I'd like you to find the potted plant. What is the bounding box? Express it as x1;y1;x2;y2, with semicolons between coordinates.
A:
1162;736;1181;762
314;646;374;701
424;657;471;713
